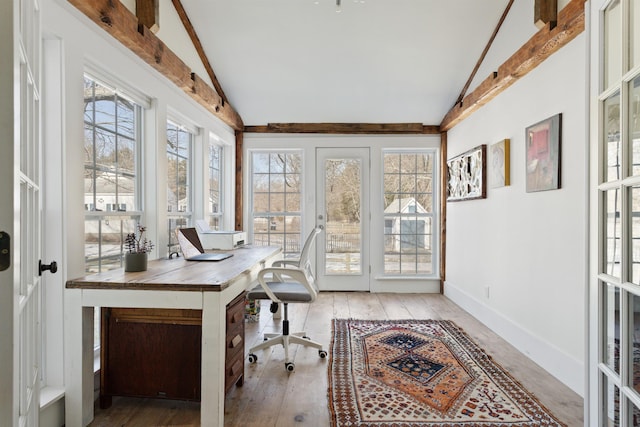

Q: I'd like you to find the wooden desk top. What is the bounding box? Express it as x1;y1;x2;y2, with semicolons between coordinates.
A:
66;246;282;292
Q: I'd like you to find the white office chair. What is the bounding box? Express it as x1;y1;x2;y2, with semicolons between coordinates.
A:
247;227;327;372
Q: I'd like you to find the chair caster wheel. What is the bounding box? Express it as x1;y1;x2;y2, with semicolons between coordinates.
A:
319;350;328;359
285;362;295;372
248;354;257;363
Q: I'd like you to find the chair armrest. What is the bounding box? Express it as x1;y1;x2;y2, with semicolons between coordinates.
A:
272;259;300;268
256;267;317;303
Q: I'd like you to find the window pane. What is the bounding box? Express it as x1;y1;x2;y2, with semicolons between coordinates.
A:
631;77;640;176
604;0;622;90
603;376;620;426
208;144;222;225
631;0;640;69
632;187;640;284
324;158;361;275
604;283;620;374
605;91;621;182
606;189;622;278
116;97;135;139
632;294;640;398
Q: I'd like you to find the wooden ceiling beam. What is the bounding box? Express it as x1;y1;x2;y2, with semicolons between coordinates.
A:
68;0;243;131
535;0;558;30
171;0;230;105
440;0;585;132
455;0;514;105
244;123;440;134
136;0;159;33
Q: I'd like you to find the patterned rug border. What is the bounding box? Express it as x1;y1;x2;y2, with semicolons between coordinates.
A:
327;318;567;427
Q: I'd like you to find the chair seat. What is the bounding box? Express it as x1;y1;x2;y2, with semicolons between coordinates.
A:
247;281;314;303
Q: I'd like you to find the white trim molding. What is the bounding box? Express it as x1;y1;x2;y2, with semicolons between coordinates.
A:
444;280;584;396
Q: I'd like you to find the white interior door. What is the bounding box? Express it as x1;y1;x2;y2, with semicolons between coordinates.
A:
316;147;370;291
0;0;44;425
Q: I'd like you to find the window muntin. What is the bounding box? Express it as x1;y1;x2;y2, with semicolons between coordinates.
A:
208;142;223;230
167;120;193;249
250;151;302;258
83;74;142;274
383;151;434;275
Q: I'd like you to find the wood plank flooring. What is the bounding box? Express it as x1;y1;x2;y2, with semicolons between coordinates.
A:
89;293;584;426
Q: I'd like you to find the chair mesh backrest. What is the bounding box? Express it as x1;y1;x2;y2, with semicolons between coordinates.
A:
298;227;322;276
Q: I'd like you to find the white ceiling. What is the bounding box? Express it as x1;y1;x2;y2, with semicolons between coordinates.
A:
181;0;513;126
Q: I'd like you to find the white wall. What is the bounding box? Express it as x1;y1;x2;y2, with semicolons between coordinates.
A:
444;31;588;396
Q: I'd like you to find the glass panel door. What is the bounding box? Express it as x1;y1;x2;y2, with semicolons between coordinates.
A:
316;148;370;291
594;0;640;425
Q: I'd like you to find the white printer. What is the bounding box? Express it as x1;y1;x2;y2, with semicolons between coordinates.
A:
195;220;247;250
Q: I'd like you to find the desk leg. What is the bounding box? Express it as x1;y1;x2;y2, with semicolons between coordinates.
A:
201;292;225;427
64;289;95;426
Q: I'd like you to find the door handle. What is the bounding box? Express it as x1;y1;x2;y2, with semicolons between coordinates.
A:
0;231;9;272
39;260;58;276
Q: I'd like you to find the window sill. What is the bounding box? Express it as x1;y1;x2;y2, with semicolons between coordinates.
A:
40;386;65;410
374;275;439;281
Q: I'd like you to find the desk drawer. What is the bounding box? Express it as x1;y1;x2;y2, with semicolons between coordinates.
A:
225;293;246;390
225;350;245;392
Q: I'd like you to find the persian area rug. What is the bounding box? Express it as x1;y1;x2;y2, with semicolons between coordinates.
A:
328;319;566;427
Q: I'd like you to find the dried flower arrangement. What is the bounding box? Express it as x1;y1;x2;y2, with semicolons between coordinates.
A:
124;225;155;254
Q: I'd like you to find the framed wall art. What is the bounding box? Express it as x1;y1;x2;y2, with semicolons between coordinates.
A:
490;139;510;188
525;113;562;192
447;144;486;202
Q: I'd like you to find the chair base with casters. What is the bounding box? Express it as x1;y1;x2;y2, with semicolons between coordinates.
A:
247;302;327;372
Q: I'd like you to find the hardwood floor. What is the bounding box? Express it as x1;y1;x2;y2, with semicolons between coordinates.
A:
89;293;584;426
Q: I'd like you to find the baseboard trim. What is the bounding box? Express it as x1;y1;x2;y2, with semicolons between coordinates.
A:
444;281;584;397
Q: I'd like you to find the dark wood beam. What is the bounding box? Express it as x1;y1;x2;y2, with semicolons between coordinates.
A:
171;0;230;105
235;130;244;232
535;0;558;30
440;0;585;132
455;0;514;105
440;131;447;293
68;0;243;131
136;0;159;33
244;123;440;134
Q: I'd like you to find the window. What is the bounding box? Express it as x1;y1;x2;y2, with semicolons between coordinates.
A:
383;151;435;275
250;151;303;258
208;141;223;230
83;74;142;273
167;120;193;249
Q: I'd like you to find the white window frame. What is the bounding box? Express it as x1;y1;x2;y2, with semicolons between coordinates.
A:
382;149;437;277
166;117;195;251
83;73;145;274
208;135;224;230
248;149;304;258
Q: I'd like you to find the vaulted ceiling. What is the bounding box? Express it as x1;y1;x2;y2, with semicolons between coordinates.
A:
180;0;518;126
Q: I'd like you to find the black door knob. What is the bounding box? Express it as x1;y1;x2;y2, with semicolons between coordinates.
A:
39;260;58;276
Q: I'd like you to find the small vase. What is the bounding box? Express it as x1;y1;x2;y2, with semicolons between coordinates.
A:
124;252;148;272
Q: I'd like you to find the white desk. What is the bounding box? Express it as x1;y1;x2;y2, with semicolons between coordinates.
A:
65;245;281;426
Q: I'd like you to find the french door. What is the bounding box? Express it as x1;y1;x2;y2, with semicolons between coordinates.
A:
590;0;640;425
315;147;370;291
0;0;43;424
